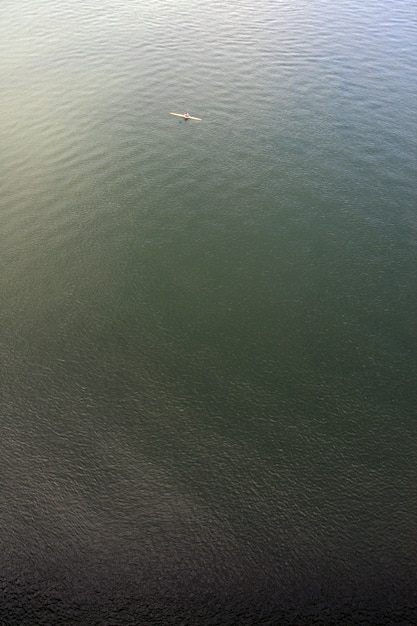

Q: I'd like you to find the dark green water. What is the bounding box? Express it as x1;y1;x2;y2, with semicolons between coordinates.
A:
1;0;416;623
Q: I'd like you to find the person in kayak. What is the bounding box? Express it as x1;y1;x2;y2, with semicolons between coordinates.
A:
184;112;190;118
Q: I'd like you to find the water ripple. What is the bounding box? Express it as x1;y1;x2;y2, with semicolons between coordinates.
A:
1;0;416;622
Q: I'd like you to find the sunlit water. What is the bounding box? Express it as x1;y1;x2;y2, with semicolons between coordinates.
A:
1;0;416;623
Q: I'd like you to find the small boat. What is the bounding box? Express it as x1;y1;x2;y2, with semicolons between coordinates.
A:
170;112;202;121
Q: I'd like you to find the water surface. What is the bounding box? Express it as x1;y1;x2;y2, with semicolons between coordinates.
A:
1;0;416;623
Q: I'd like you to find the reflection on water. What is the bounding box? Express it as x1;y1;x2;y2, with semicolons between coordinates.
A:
1;0;416;622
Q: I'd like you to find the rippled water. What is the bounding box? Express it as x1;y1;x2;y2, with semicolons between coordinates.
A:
1;0;416;623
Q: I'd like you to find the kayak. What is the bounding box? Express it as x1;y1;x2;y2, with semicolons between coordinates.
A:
170;112;202;121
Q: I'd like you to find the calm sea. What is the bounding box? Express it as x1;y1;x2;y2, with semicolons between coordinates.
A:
1;0;416;623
